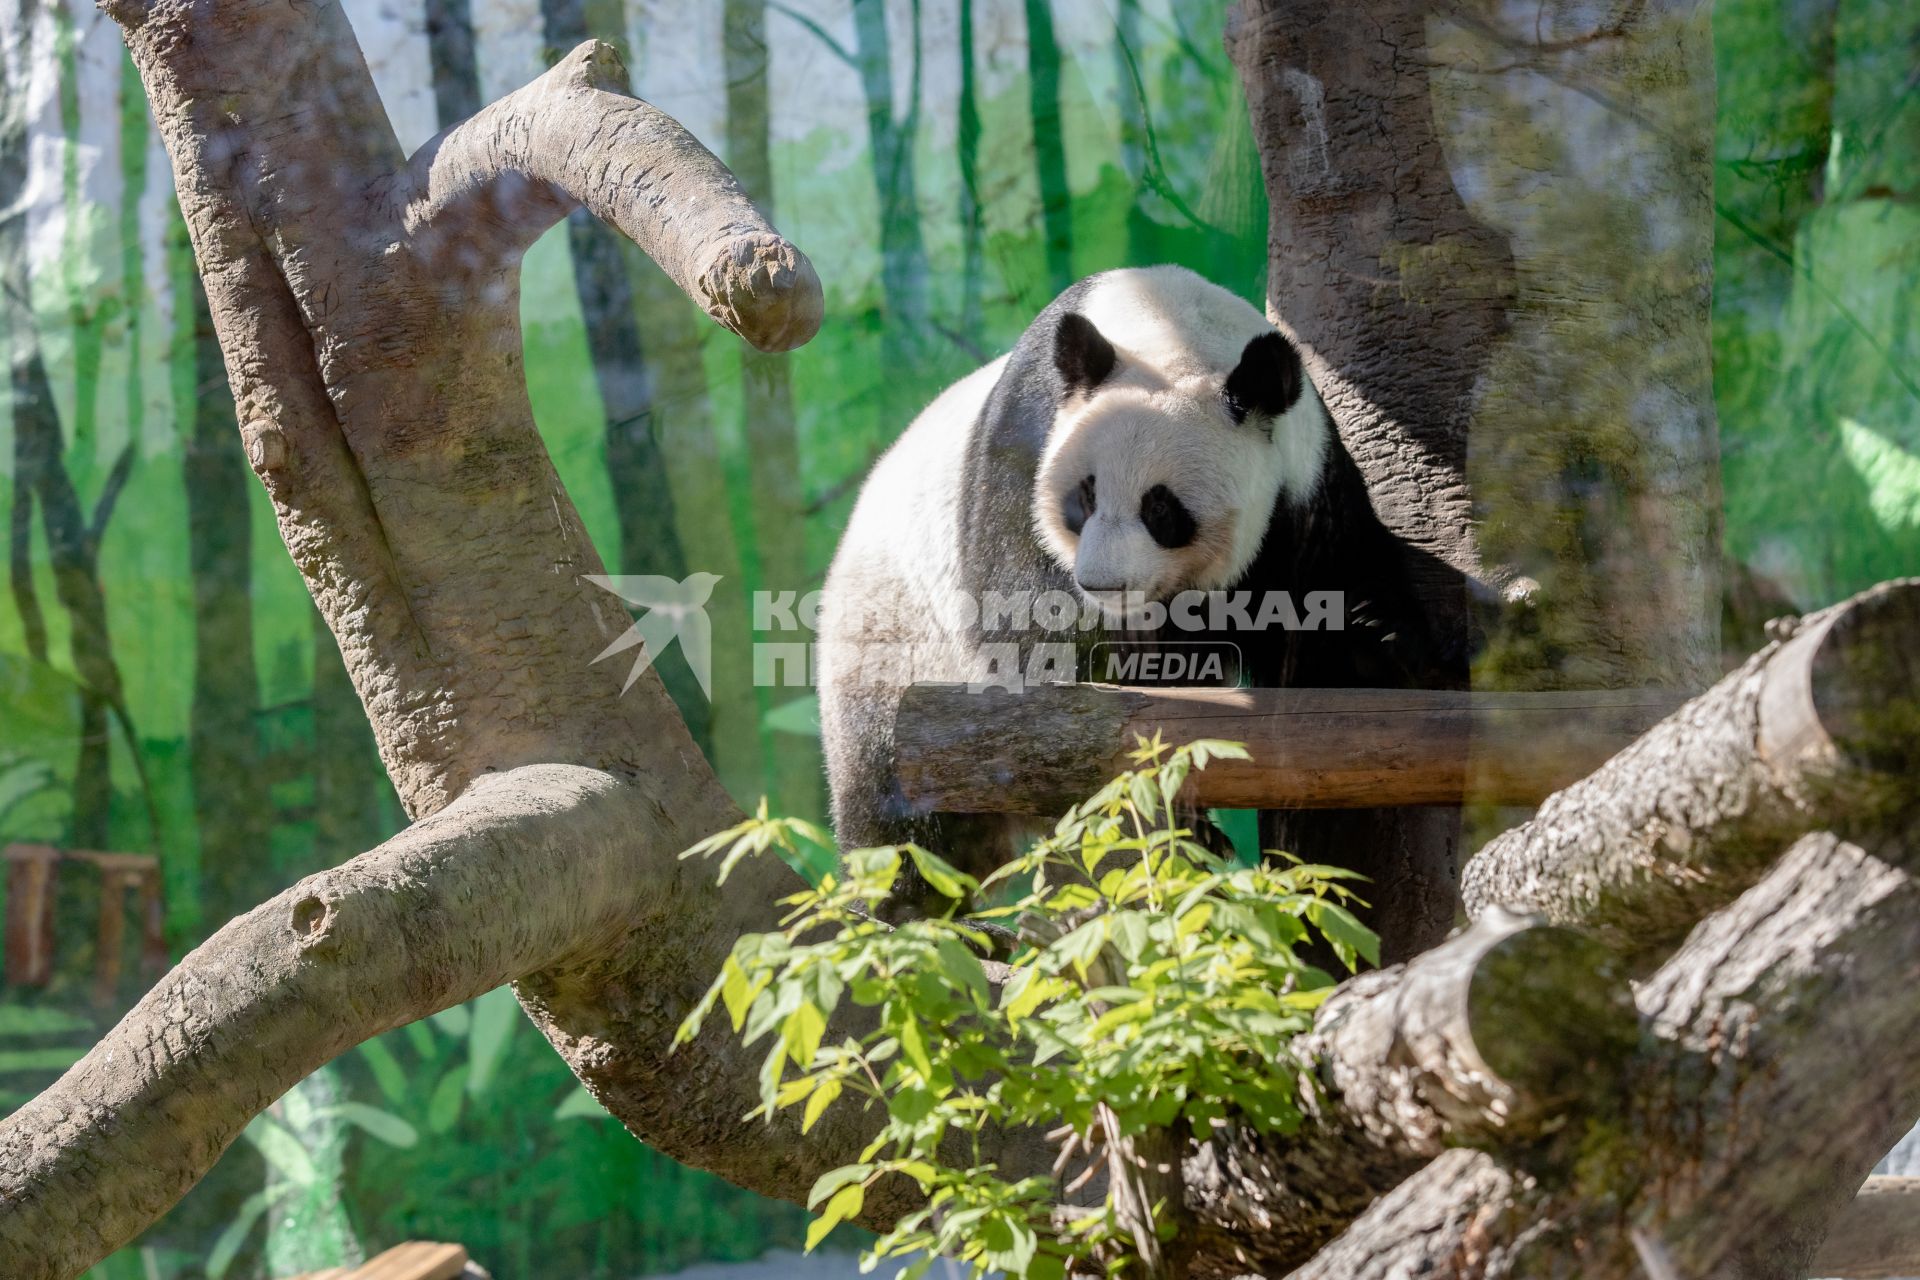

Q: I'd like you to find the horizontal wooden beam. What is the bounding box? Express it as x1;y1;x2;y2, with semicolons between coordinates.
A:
893;684;1688;813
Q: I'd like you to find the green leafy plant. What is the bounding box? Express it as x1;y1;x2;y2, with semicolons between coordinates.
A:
677;737;1376;1279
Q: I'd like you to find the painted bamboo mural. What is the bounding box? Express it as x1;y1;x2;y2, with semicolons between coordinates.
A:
0;0;1913;1274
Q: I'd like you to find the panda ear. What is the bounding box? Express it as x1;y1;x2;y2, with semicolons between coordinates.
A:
1054;313;1117;396
1223;331;1303;429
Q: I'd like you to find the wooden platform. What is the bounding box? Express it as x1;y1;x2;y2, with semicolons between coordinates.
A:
286;1242;482;1280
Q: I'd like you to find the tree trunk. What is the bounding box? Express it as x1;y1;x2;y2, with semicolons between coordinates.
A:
3;7;1913;1280
1225;0;1722;963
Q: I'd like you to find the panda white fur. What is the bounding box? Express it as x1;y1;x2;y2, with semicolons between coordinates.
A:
817;265;1442;916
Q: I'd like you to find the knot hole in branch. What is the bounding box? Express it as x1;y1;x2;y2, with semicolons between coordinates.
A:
290;894;335;947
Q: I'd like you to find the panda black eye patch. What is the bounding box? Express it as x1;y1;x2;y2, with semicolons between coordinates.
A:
1140;484;1196;548
1063;474;1097;535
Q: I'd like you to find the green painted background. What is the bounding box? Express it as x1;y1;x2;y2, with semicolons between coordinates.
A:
0;0;1913;1274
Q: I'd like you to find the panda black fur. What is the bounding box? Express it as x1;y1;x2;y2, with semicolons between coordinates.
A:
816;265;1441;918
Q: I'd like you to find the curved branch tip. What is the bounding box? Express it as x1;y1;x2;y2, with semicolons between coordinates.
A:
699;231;825;353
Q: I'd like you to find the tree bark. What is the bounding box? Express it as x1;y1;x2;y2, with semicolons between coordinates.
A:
1463;578;1920;954
1225;0;1722;966
1811;1178;1920;1280
5;5;1915;1280
1225;0;1502;963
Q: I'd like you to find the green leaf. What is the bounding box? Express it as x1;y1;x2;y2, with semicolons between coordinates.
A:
429;1003;471;1038
906;845;978;902
1026;1252;1067;1280
897;1017;934;1080
554;1085;610;1121
355;1036;409;1106
807;1163;872;1208
932;938;989;1004
1051;917;1107;976
466;986;519;1097
1108;910;1150;961
807;1182;865;1251
784;1001;828;1068
802;1077;843;1132
1306;899;1381;969
206;1185;288;1279
1001;968;1067;1024
240;1114;314;1185
427;1064;468;1134
316;1101;419;1150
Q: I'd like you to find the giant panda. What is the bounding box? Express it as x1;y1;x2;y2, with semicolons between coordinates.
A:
816;265;1444;920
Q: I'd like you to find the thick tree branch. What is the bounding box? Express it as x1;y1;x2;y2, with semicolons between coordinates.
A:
0;767;637;1274
37;0;1911;1274
894;684;1685;813
0;766;669;1276
1811;1178;1920;1280
1277;1149;1544;1280
1630;827;1920;1279
1463;578;1920;953
0;764;929;1280
394;41;822;353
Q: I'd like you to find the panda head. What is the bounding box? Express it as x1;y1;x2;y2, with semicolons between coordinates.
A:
1032;291;1327;619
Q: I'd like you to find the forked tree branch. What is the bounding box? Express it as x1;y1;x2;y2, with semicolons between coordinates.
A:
10;0;1916;1272
0;767;668;1274
393;41;822;352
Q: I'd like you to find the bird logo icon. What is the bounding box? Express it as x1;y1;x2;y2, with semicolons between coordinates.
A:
585;572;724;699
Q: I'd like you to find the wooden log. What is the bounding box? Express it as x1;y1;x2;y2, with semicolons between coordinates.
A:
1181;911;1636;1274
892;684;1685;814
1464;578;1920;952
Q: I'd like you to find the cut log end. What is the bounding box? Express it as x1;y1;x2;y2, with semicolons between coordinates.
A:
699;232;825;353
1466;918;1638;1112
1809;577;1920;779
